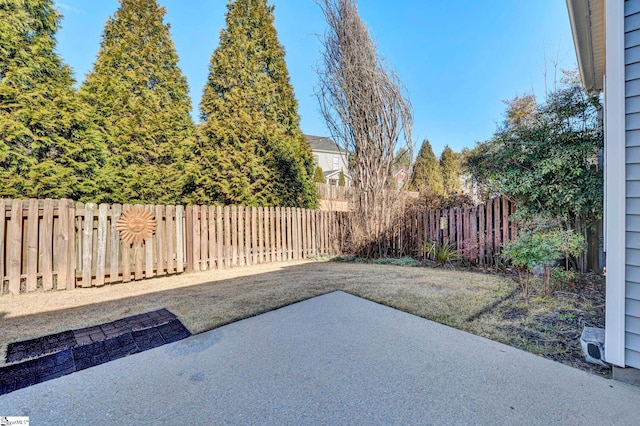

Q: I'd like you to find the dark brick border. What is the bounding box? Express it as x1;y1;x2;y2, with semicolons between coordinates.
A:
1;309;190;396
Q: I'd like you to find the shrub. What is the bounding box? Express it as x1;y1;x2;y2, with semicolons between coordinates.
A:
457;239;480;268
502;227;585;299
551;267;578;288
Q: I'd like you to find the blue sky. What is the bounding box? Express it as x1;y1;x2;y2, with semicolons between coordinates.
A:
54;0;576;156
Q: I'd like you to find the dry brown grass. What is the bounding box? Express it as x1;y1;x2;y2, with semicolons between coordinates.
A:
0;260;515;367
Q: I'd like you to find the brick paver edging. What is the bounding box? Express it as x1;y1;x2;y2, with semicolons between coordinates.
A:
0;309;190;396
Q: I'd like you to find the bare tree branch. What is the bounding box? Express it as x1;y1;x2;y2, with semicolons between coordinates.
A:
315;0;413;256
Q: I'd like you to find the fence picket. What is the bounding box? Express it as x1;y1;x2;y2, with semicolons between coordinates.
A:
110;204;121;282
238;206;245;266
200;205;208;271
231;206;238;267
166;205;175;275
502;197;509;245
494;199;501;257
276;207;282;261
56;200;69;289
185;206;193;273
96;204;108;286
121;204;132;283
176;205;185;273
216;206;227;269
222;206;230;267
285;208;290;259
26;199;39;292
41;199;54;290
82;203;94;287
0;200;4;286
243;206;251;266
8;200;23;294
251;207;258;265
208;206;217;269
156;205;166;276
478;204;486;265
192;206;201;272
257;207;264;264
134;205;145;281
144;205;154;279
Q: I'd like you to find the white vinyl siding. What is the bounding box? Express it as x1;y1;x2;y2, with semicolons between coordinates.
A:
625;0;640;368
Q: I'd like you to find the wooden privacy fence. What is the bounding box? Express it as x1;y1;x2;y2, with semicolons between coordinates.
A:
316;183;352;200
386;196;517;265
0;199;347;295
183;205;346;272
0;197;515;295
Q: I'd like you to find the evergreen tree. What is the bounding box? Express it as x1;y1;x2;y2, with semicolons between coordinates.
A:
193;0;316;208
394;147;411;171
440;145;461;195
338;170;346;187
80;0;194;204
409;140;443;194
314;166;326;184
0;0;106;200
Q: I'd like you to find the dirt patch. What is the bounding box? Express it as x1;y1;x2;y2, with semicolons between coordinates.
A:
466;272;610;378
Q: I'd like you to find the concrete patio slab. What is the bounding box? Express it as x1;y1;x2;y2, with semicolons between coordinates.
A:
1;291;639;425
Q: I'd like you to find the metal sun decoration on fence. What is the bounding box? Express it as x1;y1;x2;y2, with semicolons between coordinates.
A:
116;208;157;244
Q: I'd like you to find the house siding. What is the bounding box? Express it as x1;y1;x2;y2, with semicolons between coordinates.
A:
625;0;640;368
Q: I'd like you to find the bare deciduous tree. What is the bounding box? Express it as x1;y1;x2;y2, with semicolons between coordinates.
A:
315;0;413;257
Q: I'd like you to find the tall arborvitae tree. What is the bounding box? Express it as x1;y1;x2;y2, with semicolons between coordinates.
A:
192;0;316;207
0;0;106;200
409;139;443;194
80;0;194;204
440;145;461;195
314;166;326;183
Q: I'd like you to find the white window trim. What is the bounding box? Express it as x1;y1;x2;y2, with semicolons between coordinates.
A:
605;0;626;367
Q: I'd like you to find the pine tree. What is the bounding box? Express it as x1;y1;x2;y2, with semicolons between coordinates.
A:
0;0;106;200
80;0;194;204
440;145;461;195
409;140;443;194
194;0;317;208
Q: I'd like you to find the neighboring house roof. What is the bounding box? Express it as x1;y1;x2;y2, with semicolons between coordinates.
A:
305;135;342;153
324;170;351;180
566;0;605;92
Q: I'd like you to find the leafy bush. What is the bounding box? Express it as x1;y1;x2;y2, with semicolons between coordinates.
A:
551;268;578;288
457;239;480;268
502;227;585;299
